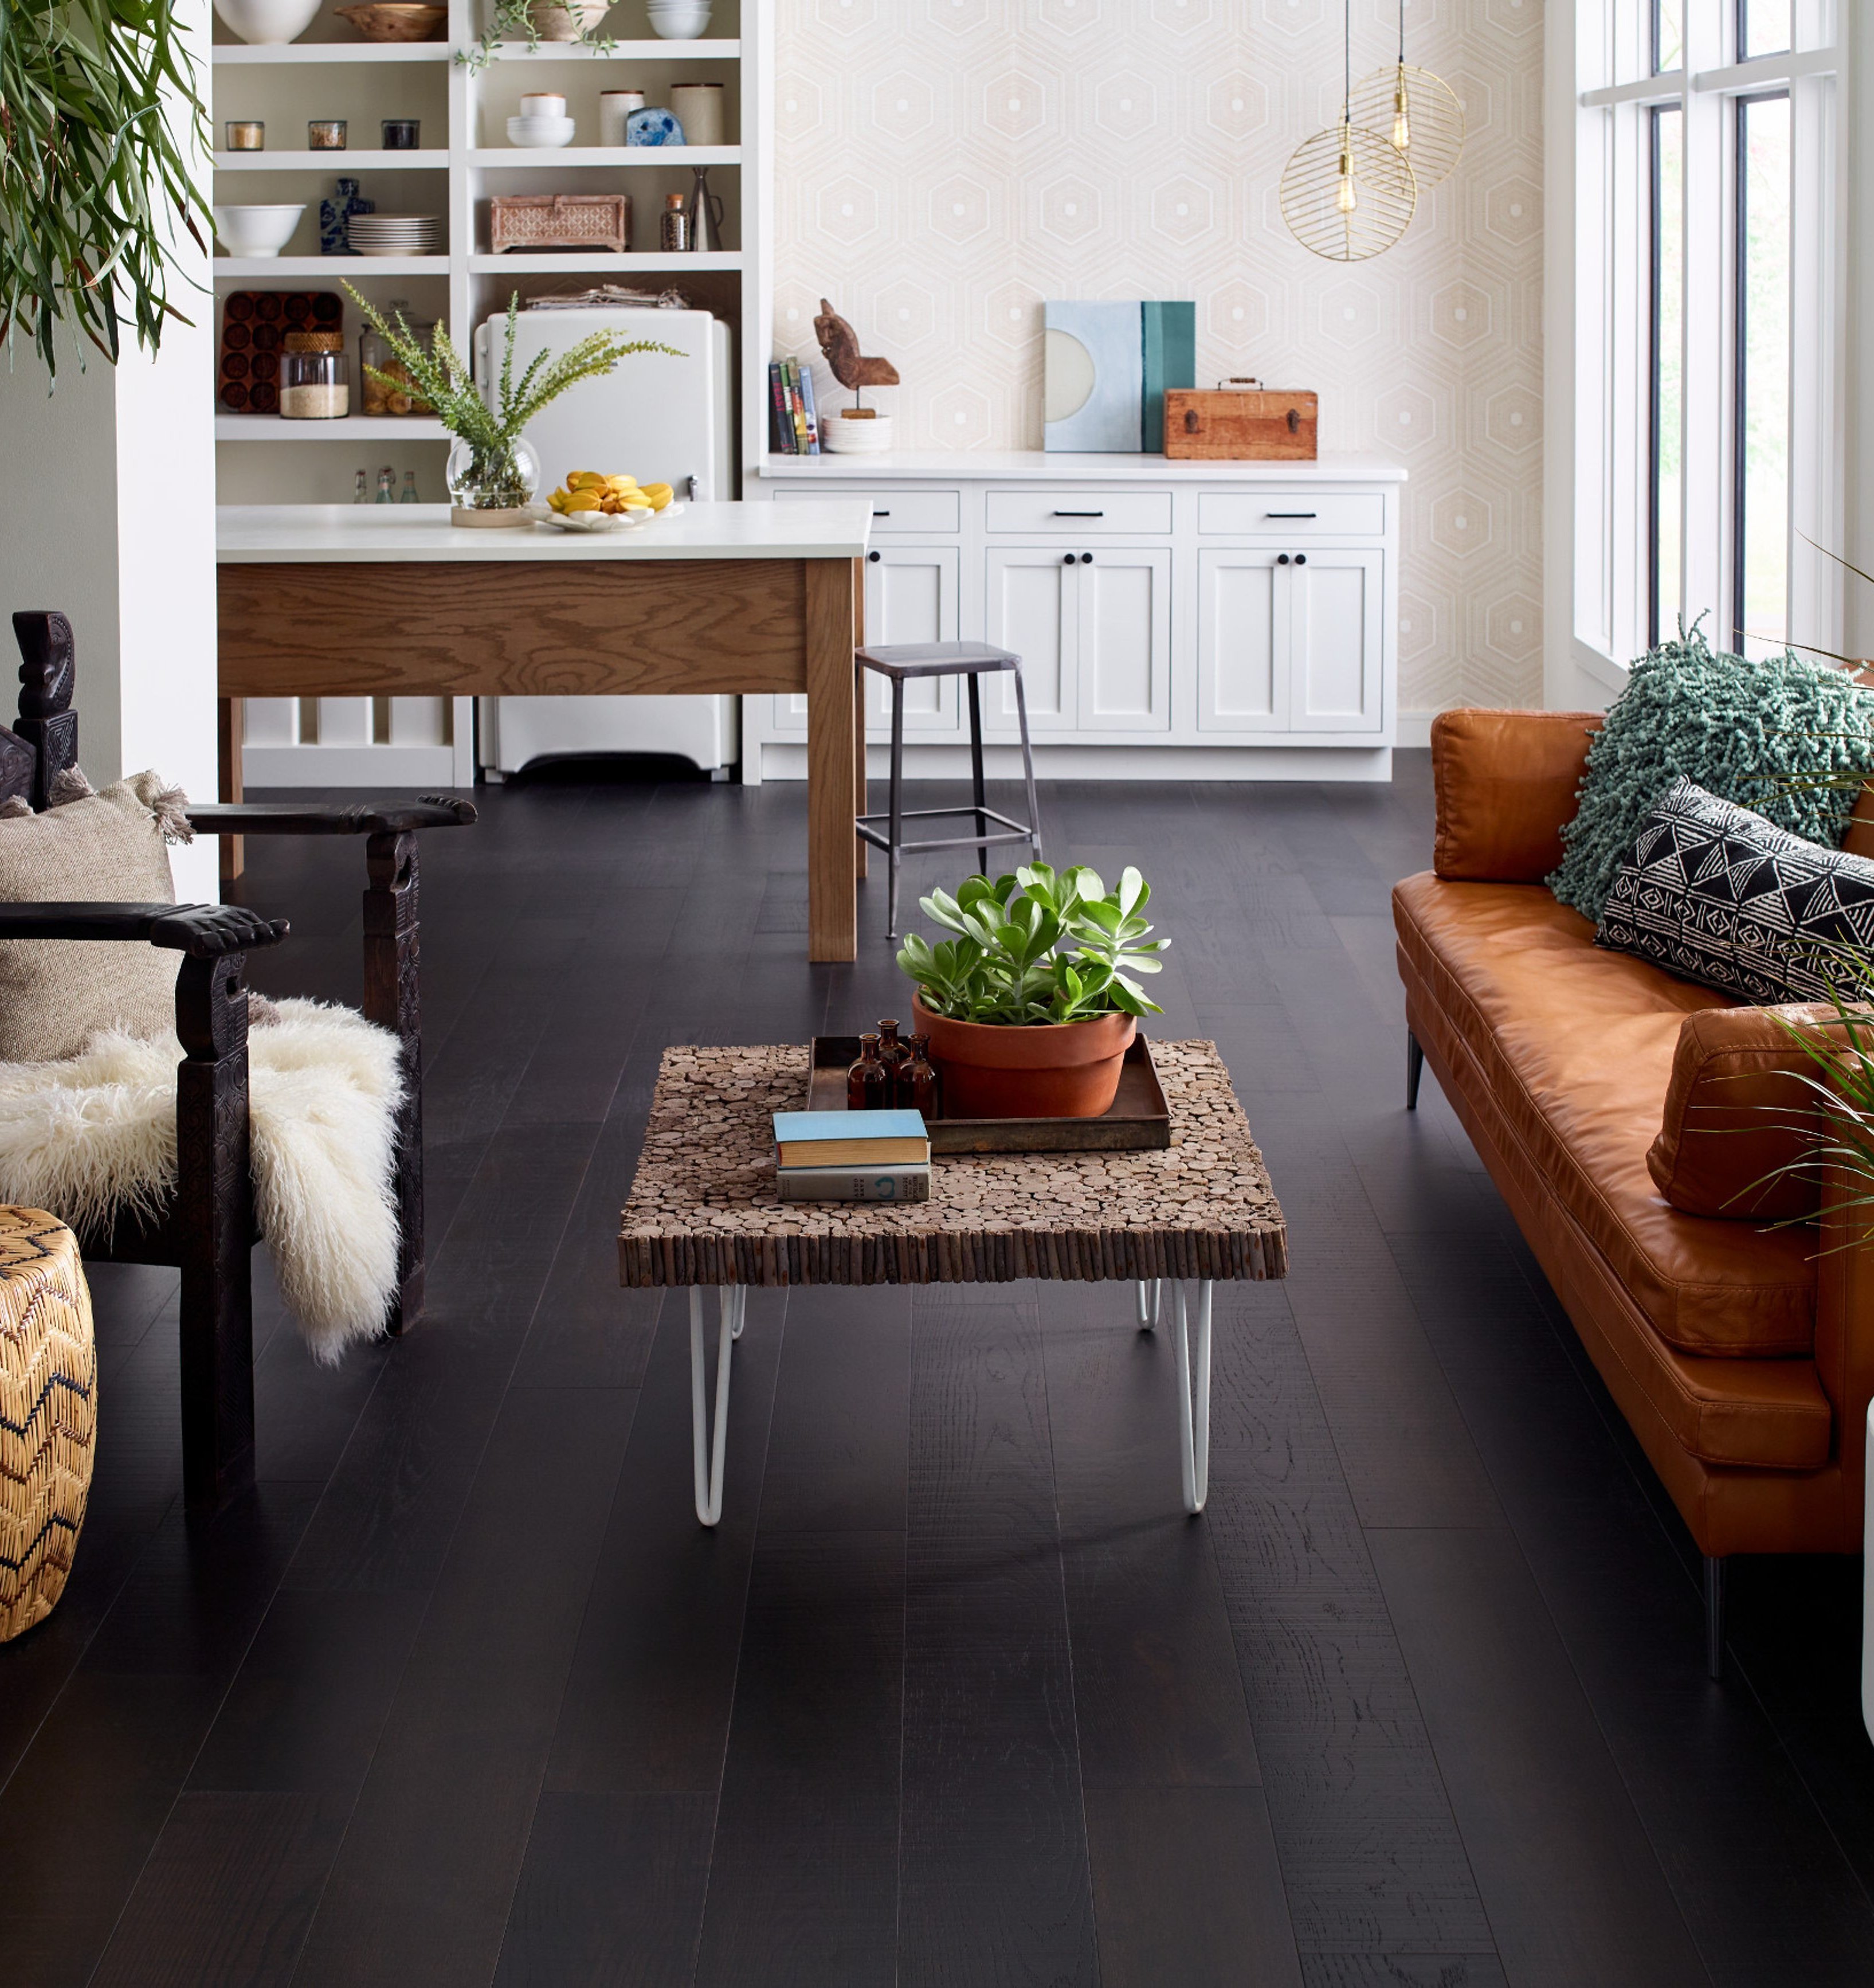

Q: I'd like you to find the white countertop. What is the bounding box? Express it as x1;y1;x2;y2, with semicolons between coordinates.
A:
757;449;1408;485
217;500;874;563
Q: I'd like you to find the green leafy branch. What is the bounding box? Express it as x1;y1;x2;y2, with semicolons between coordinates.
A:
896;864;1167;1025
344;284;681;454
456;0;615;76
0;0;211;377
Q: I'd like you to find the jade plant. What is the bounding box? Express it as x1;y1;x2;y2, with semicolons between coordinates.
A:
345;285;678;510
896;864;1168;1026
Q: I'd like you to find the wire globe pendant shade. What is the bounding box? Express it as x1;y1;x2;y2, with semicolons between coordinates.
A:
1348;61;1465;191
1280;116;1416;263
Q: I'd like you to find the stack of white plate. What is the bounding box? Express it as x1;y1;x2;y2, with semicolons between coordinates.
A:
346;213;445;257
507;114;575;147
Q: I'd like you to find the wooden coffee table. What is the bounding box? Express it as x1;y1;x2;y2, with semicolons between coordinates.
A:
619;1041;1287;1525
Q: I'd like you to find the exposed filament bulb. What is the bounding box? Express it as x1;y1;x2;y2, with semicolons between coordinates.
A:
1391;74;1410;151
1336;132;1358;213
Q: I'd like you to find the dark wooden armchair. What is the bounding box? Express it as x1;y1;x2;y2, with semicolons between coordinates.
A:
0;610;476;1510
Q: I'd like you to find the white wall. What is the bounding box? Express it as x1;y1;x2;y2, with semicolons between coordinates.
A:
0;0;218;900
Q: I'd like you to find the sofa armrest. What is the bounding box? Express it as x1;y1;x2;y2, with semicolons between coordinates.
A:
1430;709;1602;882
185;796;477;838
0;901;289;956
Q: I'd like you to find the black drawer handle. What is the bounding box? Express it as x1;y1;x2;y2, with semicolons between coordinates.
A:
867;550;881;563
1266;511;1317;519
872;509;891;518
1062;553;1075;566
1052;509;1105;518
1080;551;1092;563
1295;553;1307;565
1276;553;1290;565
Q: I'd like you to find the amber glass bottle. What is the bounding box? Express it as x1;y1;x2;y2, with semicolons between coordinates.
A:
847;1034;888;1110
876;1019;914;1105
907;1034;942;1121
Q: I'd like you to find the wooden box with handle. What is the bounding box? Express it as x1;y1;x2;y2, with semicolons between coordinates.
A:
1163;380;1318;461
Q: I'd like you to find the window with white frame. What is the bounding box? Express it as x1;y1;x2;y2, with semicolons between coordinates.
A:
1570;0;1840;676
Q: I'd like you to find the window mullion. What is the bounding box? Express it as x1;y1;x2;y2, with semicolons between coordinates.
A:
1680;61;1727;644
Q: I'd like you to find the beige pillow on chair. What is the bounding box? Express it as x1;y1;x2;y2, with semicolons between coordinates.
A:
0;773;183;1060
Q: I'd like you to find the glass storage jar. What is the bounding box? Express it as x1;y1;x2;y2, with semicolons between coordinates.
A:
359;300;434;416
279;351;350;419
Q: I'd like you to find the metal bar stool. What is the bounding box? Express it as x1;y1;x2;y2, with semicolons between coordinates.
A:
854;641;1043;937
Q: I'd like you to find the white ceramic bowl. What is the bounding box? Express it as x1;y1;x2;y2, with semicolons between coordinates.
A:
213;204;307;259
506;115;576;146
211;0;323;42
646;0;711;36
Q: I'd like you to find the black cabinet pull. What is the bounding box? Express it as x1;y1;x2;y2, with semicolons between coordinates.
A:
1295;553;1307;565
872;509;891;518
1266;511;1316;519
1276;553;1291;565
1052;509;1105;518
1062;553;1075;566
1079;551;1092;563
867;550;881;563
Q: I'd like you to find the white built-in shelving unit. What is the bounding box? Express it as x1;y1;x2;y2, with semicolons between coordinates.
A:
210;0;771;781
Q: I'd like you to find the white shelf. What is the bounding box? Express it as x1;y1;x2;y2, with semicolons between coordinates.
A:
468;250;740;273
214;255;450;276
217;415;449;441
485;37;740;60
215;150;450;170
211;40;450;62
472;145;740;167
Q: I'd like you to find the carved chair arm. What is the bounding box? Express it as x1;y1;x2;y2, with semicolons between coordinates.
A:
0;902;289;957
185;797;477;838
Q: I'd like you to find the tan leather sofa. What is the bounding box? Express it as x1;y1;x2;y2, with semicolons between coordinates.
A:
1394;711;1874;1675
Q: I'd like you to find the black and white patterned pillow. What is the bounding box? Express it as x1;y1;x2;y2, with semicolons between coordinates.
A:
1597;775;1874;1002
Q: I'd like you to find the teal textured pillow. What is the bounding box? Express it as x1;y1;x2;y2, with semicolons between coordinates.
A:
1547;629;1874;922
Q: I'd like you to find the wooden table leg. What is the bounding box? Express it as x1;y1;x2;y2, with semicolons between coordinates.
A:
805;558;858;962
853;558;868;880
217;697;245;884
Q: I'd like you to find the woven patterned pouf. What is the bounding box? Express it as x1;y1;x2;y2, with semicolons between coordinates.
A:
0;1208;96;1641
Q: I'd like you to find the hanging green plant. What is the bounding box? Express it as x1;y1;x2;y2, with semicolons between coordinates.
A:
457;0;616;76
0;0;211;377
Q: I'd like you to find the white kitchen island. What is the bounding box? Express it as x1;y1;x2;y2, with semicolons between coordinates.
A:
217;501;874;961
747;452;1406;784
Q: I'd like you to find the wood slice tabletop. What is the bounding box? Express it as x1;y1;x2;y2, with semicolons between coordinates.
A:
618;1040;1287;1288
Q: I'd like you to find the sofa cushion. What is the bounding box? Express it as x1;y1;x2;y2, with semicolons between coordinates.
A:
1648;1001;1856;1220
1430;709;1601;882
1394;871;1819;1358
1547;629;1874;923
1598;776;1874;1005
0;773;179;1061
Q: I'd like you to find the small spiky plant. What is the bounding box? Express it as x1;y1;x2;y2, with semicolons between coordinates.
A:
344;285;680;509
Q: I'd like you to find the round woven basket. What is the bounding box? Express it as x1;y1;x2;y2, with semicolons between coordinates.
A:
0;1210;96;1642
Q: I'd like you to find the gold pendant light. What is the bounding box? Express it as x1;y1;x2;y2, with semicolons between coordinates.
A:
1280;0;1415;263
1348;0;1465;193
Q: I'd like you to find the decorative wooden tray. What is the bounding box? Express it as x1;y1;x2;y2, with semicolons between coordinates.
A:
807;1035;1171;1154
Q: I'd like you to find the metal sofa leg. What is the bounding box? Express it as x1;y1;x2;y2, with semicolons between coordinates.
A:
1704;1555;1727;1679
1406;1029;1425;1110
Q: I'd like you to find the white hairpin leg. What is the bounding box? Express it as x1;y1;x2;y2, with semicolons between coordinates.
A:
689;1285;744;1527
1136;1278;1163;1330
1171;1279;1213;1515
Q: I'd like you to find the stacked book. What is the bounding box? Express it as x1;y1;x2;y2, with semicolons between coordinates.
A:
767;358;822;455
773;1109;930;1202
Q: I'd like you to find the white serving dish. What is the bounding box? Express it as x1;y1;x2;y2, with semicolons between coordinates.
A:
540;508;653;533
506;115;576;147
822;413;893;454
646;0;711;36
212;0;322;42
213;204;307;258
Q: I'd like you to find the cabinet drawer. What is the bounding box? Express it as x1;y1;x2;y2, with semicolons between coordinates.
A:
773;487;959;534
985;489;1172;536
1197;492;1386;537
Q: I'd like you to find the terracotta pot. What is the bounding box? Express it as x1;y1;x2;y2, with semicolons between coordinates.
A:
911;993;1135;1119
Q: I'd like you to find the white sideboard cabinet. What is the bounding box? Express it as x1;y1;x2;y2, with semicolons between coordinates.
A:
744;450;1405;784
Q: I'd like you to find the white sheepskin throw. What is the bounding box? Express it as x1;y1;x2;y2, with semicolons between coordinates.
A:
0;998;403;1364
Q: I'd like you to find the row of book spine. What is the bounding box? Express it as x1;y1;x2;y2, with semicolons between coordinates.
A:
768;358;821;456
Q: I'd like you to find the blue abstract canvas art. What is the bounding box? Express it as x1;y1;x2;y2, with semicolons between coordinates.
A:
1043;301;1197;453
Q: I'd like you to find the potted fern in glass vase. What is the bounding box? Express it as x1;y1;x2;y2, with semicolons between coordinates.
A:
345;285;679;526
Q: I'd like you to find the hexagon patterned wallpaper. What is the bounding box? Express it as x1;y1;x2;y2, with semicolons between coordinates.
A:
771;0;1545;714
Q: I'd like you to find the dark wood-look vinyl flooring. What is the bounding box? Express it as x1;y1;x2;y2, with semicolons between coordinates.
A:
3;757;1873;1987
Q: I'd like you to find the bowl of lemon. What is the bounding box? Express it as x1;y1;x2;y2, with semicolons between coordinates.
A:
541;471;678;532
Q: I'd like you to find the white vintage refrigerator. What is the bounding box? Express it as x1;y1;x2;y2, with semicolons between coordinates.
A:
472;307;738;778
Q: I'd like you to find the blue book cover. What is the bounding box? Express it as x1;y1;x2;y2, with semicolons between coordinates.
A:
774;1109;927;1144
798;363;822;454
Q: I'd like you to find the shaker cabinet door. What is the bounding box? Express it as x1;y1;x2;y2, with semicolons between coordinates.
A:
1289;550;1384;732
1196;548;1288;733
863;546;962;735
1078;547;1171;731
983;547;1079;733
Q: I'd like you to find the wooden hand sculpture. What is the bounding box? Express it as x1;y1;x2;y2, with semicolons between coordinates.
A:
813;299;900;390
